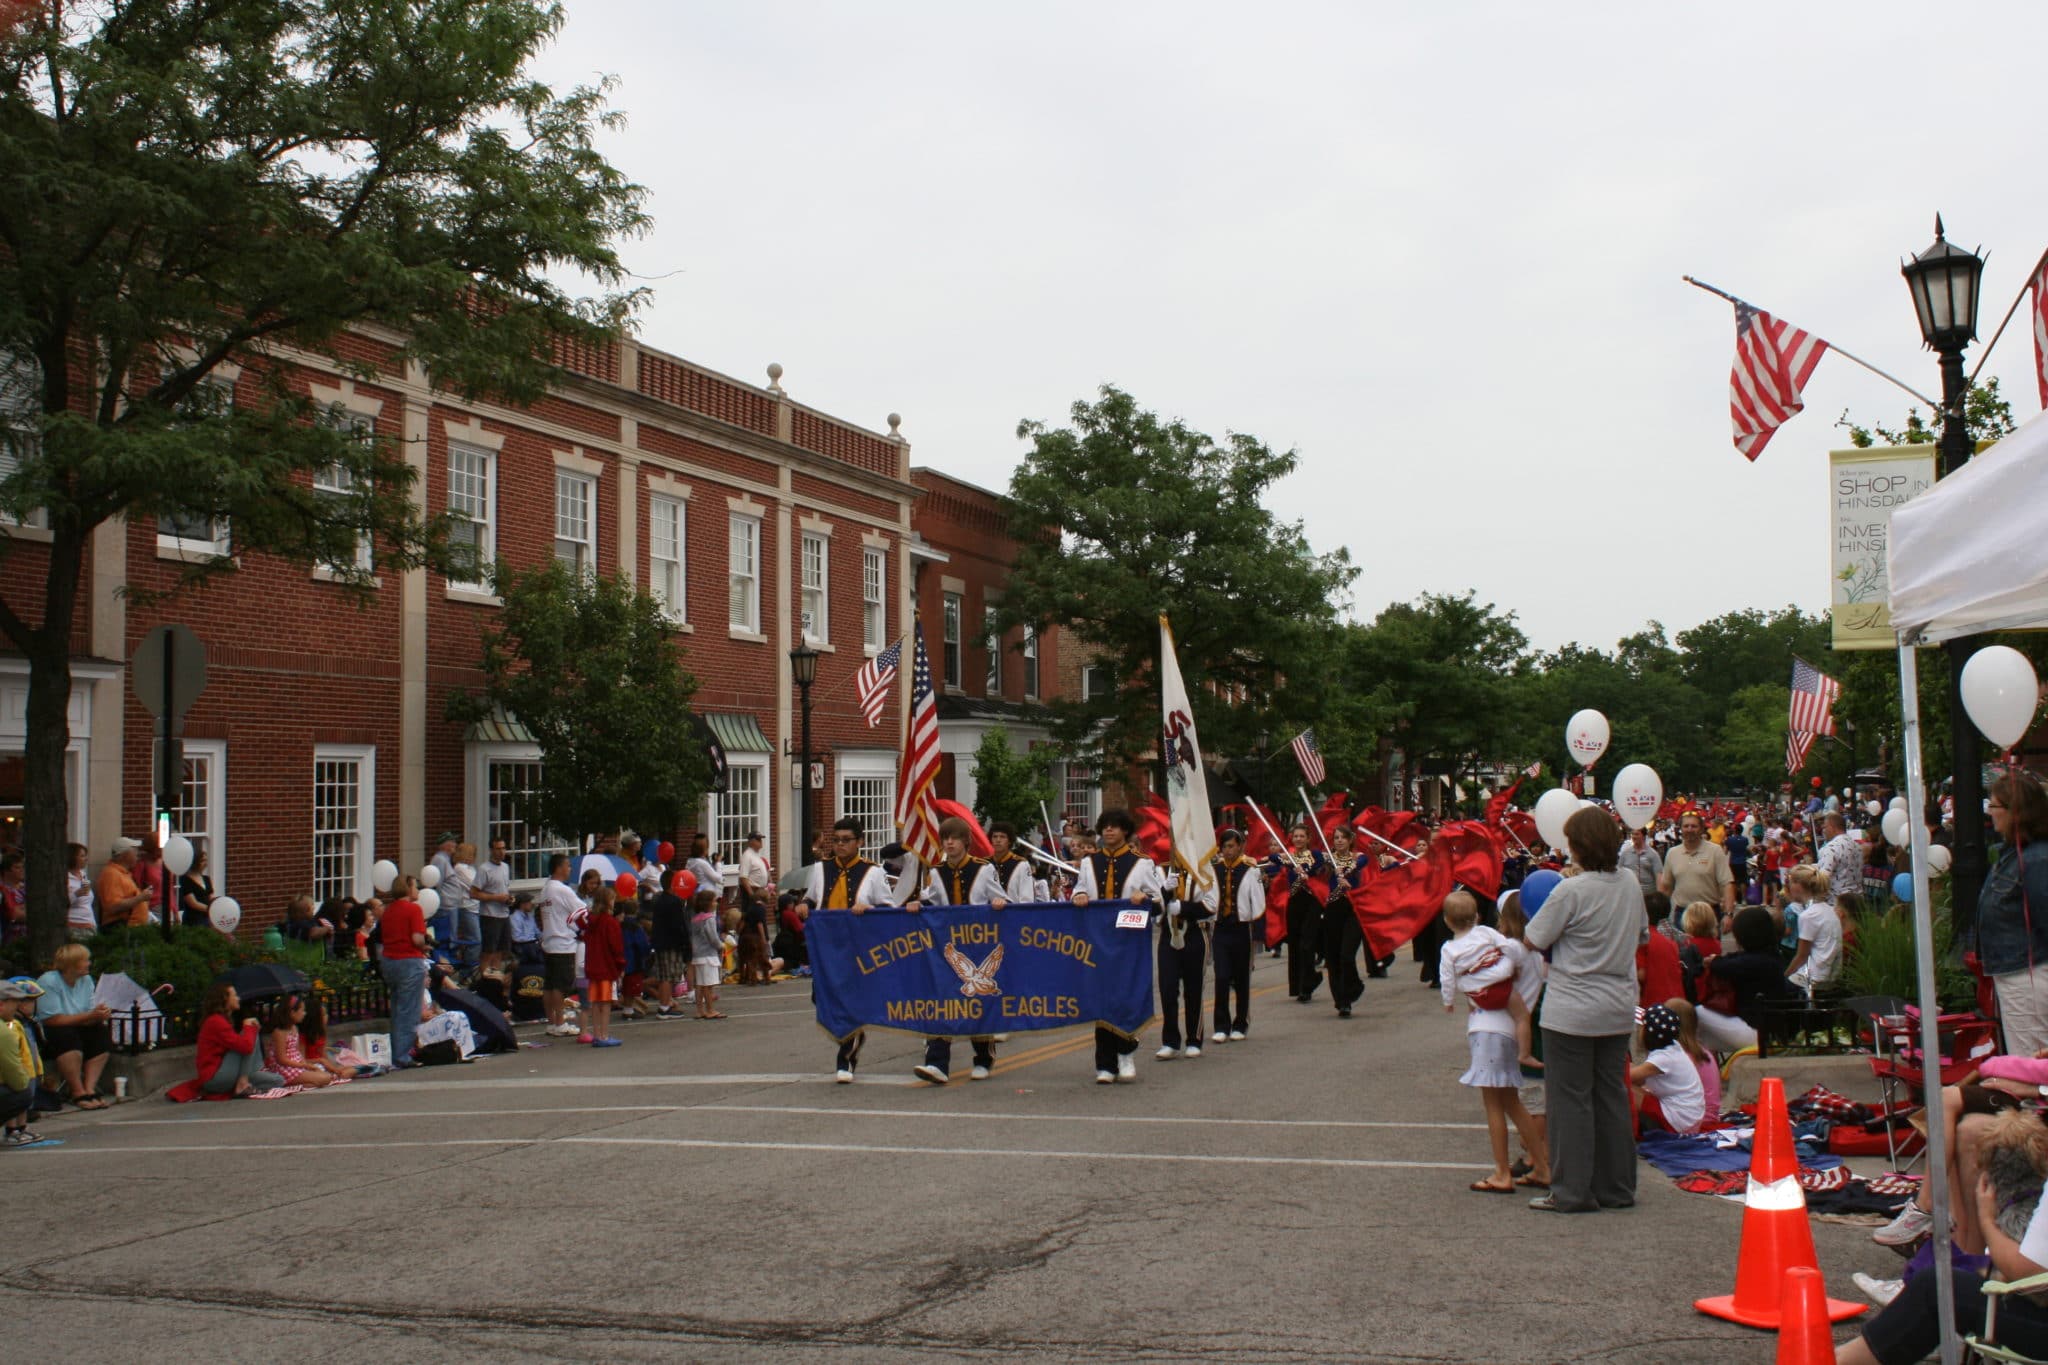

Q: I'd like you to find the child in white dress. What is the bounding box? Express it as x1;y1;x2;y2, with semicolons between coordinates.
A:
1439;892;1550;1195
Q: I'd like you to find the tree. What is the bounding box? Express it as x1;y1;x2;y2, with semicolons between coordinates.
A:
968;728;1060;838
1002;386;1354;770
1717;683;1796;791
0;0;646;961
1349;592;1530;797
1840;376;2017;449
448;561;708;844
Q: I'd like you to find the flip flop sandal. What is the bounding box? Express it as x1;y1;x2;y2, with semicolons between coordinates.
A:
70;1095;109;1110
1469;1180;1516;1194
1516;1173;1551;1188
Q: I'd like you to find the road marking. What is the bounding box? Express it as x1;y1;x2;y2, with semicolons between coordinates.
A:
40;1134;1490;1171
104;1102;1485;1130
359;1072;917;1092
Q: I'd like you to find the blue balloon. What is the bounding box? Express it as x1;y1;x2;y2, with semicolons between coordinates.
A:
1892;872;1915;904
1520;869;1563;917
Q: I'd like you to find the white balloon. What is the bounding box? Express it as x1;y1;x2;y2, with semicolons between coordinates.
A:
1881;808;1910;846
1865;800;1883;818
162;834;195;877
1926;843;1953;875
1889;797;1907;813
372;859;398;894
1533;788;1582;851
1565;709;1610;768
418;863;442;889
1611;763;1664;830
1961;645;2041;750
207;896;241;934
416;886;440;916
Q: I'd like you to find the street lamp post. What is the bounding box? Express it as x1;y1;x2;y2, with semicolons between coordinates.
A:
789;643;820;868
1901;215;1988;930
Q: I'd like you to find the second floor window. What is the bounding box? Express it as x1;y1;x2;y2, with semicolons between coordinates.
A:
649;495;685;620
942;593;962;688
984;606;1002;695
862;547;885;650
801;531;828;642
728;514;760;632
1022;624;1040;699
447;444;494;588
553;471;595;576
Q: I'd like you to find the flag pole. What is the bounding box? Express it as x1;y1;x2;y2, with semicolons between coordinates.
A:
1017;838;1080;878
1683;275;1942;409
1299;786;1337;861
1357;825;1420;863
1967;246;2048;386
1244;801;1293;859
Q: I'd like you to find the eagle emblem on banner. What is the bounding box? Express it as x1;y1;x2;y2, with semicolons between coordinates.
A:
943;942;1004;997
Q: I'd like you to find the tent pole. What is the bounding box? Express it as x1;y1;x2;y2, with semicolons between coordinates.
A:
1899;639;1959;1365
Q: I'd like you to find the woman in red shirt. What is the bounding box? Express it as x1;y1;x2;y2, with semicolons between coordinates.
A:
196;983;284;1096
581;885;625;1048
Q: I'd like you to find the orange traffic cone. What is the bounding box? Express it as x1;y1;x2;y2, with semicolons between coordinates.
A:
1696;1077;1865;1329
1775;1266;1840;1364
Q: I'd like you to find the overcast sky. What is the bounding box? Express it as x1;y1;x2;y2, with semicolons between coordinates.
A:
535;1;2044;653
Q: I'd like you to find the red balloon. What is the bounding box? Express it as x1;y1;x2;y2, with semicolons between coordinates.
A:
669;869;698;900
657;841;675;865
1811;777;1822;787
615;872;638;899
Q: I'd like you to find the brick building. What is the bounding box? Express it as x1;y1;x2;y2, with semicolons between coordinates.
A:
906;469;1097;827
1;334;949;928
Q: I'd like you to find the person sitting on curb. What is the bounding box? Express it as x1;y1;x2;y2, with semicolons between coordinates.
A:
0;979;51;1145
196;983;285;1096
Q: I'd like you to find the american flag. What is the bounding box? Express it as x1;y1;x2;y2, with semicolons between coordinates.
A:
1727;301;1829;461
1290;728;1325;786
893;624;942;863
2030;252;2048;410
1786;656;1841;773
854;638;901;728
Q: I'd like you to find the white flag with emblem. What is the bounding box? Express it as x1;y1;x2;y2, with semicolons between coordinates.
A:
1158;614;1216;892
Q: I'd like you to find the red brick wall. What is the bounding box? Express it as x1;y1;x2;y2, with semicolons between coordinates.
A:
909;470;1064;707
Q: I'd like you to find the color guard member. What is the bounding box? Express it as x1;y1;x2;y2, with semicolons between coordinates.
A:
1205;828;1264;1041
1071;808;1158;1084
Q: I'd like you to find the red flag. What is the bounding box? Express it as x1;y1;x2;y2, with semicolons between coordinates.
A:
1132;792;1174;866
930;799;993;858
1355;807;1424;851
1502;809;1539;849
1483;781;1523;831
1347;852;1455;960
1656;799;1683;822
1432;820;1505;900
1315;791;1353;842
1220;803;1286;860
1265;861;1333;949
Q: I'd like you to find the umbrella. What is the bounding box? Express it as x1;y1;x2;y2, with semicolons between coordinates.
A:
212;962;311;1001
576;852;635;883
432;985;516;1053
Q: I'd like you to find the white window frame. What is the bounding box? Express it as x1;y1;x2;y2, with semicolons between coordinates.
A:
554;469;596;577
156;377;234;559
465;740;576;887
447;441;496;591
801;530;829;644
311;745;375;904
313;406;375;573
1081;663;1111;702
713;755;769;869
942;592;963;689
835;751;896;862
861;547;886;653
1022;624;1040;700
1063;759;1100;823
648;493;686;623
728;513;760;634
0;348;47;532
166;739;227;895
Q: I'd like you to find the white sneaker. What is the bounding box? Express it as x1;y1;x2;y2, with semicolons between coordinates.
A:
547;1023;576;1037
1873;1202;1934;1247
1116;1054;1137;1082
835;1068;854;1084
1211;1033;1229;1045
1184;1045;1201;1059
1852;1272;1904;1307
913;1064;948;1085
970;1065;990;1080
1095;1069;1115;1084
1229;1030;1246;1041
1155;1046;1178;1060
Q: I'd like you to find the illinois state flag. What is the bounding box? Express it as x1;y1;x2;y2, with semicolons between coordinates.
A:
1158;614;1217;893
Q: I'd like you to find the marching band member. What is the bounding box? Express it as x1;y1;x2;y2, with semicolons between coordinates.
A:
1203;827;1265;1043
1071;808;1158;1084
1154;860;1210;1060
1320;823;1368;1018
913;816;1008;1085
986;822;1038;903
803;817;897;1084
1263;823;1329;1004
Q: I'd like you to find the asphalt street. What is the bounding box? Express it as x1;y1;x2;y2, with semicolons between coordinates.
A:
3;951;1897;1363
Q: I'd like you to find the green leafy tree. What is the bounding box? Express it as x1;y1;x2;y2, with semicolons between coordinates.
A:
968;727;1060;837
448;561;708;845
1840;376;2016;449
1002;386;1354;770
1674;607;1831;735
0;0;646;962
1350;592;1530;797
1717;682;1796;791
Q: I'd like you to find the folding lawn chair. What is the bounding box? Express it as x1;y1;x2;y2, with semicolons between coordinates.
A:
1965;1270;2048;1364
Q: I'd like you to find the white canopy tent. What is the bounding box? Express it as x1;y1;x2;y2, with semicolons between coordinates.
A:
1883;406;2048;1364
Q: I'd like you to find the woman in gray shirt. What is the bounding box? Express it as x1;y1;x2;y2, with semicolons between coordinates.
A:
1523;805;1648;1214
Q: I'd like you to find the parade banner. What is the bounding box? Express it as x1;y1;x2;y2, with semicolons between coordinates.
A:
808;903;1155;1042
1829;445;1937;651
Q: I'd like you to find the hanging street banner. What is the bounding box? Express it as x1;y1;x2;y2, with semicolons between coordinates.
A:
1829;444;1937;651
808;903;1155;1042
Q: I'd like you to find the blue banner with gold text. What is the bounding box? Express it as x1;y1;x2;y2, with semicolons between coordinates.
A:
808;902;1155;1041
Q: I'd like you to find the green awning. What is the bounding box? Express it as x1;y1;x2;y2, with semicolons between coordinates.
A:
704;711;772;755
466;703;534;744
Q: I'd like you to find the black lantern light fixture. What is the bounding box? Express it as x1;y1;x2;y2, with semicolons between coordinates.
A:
789;643;820;865
1901;216;1986;359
